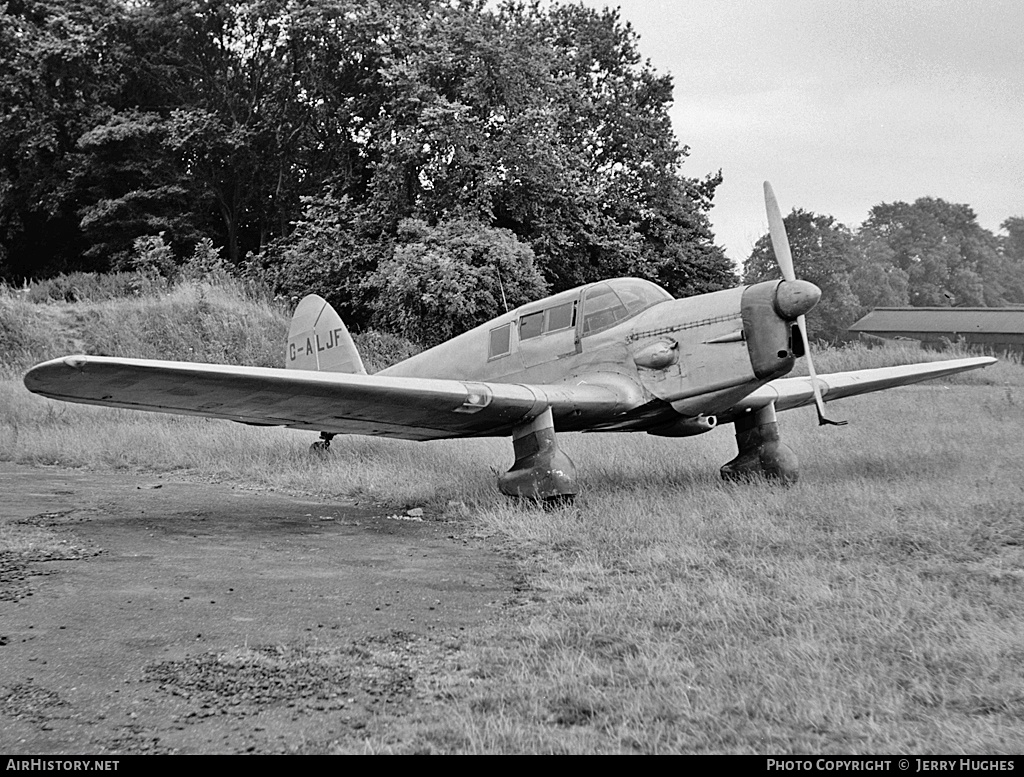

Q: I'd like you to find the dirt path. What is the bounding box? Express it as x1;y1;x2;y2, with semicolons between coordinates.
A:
0;463;511;754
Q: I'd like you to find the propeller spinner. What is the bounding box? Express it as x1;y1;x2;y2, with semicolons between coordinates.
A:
763;181;847;427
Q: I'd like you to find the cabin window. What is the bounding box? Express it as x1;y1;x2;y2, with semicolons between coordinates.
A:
581;284;629;336
546;302;575;332
489;323;511;358
519;310;544;340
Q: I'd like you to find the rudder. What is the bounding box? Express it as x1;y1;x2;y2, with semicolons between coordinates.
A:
286;294;367;374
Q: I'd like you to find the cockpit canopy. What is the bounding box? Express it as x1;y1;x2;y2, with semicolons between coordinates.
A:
489;278;673;360
580;278;673;337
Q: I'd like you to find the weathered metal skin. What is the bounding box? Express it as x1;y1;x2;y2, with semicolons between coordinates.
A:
497;408;579;502
742;281;799;381
720;403;799;483
627;286;753;412
384;278;812;493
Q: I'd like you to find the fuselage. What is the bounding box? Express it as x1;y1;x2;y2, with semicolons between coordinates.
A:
379;277;813;434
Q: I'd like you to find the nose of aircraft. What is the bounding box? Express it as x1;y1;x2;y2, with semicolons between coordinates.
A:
773;279;821;320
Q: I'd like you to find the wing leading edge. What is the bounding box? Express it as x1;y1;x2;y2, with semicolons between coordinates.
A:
718;356;997;423
23;355;636;441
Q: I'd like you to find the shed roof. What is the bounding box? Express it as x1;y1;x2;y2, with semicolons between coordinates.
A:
849;307;1024;335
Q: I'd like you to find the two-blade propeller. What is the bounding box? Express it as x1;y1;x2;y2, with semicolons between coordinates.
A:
763;181;847;427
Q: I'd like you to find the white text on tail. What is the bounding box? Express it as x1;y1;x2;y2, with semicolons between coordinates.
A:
286;294;367;374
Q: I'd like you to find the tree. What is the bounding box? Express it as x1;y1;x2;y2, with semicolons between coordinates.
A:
998;216;1024;304
343;0;733;296
536;3;732;294
645;172;737;296
1003;217;1024;263
859;198;1007;307
0;0;130;278
2;0;735;307
242;190;383;328
74;111;200;266
371;218;549;346
744;209;861;342
849;233;910;311
133;0;326;264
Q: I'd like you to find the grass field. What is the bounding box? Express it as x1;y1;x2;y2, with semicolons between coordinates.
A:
3;279;1023;753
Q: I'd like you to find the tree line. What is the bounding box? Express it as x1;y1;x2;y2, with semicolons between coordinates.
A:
744;202;1024;342
3;0;1021;346
0;0;733;339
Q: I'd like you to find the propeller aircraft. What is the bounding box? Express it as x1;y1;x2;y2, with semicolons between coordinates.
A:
24;184;996;502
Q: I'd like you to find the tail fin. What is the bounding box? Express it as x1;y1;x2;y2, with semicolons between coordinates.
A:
286;294;367;374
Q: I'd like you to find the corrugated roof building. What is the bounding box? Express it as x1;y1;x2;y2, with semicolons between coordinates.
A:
848;307;1024;354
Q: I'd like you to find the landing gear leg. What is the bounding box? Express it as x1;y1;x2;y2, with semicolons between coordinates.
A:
720;402;799;484
310;432;334;455
498;407;578;504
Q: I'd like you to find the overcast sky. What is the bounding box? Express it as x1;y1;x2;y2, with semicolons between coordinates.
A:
578;0;1024;268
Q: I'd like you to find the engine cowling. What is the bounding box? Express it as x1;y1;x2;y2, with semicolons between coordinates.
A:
741;280;819;381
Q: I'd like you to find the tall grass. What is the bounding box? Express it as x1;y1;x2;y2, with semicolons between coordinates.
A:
0;277;287;376
438;373;1024;753
803;339;1020;385
10;270;167;303
0;274;421;378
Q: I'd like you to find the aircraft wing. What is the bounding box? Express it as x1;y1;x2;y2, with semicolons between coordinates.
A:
23;355;636;441
720;356;997;422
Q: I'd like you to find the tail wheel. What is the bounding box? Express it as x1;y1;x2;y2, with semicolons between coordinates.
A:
310;432;334;455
